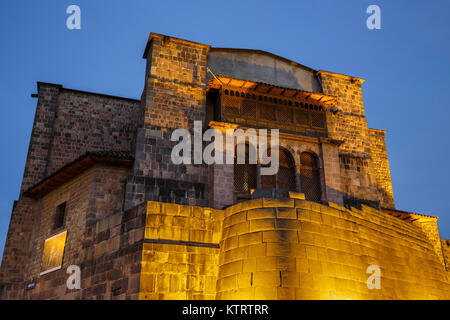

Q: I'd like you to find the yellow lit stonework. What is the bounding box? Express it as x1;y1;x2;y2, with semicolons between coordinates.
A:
2;32;449;301
139;198;450;300
40;231;67;275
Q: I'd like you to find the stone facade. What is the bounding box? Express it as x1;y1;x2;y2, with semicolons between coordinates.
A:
1;32;449;300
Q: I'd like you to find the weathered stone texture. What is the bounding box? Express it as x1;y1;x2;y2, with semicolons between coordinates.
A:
20;84;141;194
0;164;145;300
1;33;444;301
21;84;60;193
139;201;222;300
0;198;37;289
216;199;450;299
45;91;141;176
143;34;209;131
320;71;392;209
368;129;395;208
441;239;450;271
124;35;211;210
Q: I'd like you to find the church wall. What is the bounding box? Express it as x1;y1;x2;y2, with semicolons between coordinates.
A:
24;166;95;299
125;35;212;210
0;165;143;299
21;83;60;193
2;33;444;301
217;199;450;299
320;71;390;208
0;197;37;298
321;142;344;206
140;202;223;300
368;129;395;208
441;240;450;271
45;91;141;177
139;198;450;300
21;84;141;194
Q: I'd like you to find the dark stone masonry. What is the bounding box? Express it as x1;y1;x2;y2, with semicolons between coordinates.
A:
1;33;449;300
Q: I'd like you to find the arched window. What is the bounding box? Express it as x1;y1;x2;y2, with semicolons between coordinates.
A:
261;148;296;192
278;149;297;192
300;152;322;202
234;144;257;200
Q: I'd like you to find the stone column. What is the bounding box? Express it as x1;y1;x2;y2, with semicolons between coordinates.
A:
256;163;262;189
318;142;327;203
295;165;302;193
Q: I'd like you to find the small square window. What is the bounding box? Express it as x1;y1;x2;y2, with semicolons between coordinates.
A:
53;202;67;230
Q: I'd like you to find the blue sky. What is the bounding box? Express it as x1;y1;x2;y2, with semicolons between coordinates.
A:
0;0;449;260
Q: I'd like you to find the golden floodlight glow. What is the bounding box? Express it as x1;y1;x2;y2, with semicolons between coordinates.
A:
40;231;67;275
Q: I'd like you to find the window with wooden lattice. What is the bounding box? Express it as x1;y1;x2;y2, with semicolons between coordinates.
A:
220;87;327;137
300;152;322;202
234;144;257;200
261;148;296;192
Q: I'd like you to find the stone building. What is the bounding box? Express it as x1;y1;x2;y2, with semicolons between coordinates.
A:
1;32;450;299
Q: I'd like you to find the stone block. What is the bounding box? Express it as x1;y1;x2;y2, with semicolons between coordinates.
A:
266;243;291;257
147;201;161;214
277;207;297;219
220;260;243;277
297;209;310;221
281;271;300;287
243;257;257;272
253;286;278;299
237;272;252;289
294;200;312;210
161;203;181;215
247;243;267;257
263;198;294;208
300;221;322;234
247;208;276;220
253;271;280;287
227;221;250;236
288;192;305;200
263;230;298;243
256;256;277;271
249;219;275;232
295;258;309;273
238;232;262;247
277;287;296;300
223;235;238;251
217;274;238;292
276;219;301;230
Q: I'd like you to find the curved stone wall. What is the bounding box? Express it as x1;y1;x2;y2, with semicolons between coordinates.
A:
216;198;450;299
140;199;450;299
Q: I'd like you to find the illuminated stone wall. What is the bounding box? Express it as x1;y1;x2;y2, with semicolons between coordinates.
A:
140;202;223;299
140;198;450;300
20;83;141;194
441;240;450;271
1;165;145;300
1;33;445;300
124;34;211;210
0;197;37;298
368;129;395;208
319;71;393;208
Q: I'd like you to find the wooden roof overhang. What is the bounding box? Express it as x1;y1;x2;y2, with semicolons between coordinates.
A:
23;151;134;199
207;75;338;109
